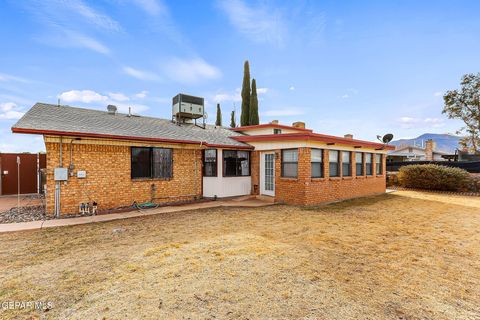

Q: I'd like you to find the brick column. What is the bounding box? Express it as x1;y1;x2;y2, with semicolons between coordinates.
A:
250;151;260;195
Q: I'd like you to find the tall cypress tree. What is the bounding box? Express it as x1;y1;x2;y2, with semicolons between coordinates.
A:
215;103;222;126
230;110;236;128
240;60;250;126
249;78;259;125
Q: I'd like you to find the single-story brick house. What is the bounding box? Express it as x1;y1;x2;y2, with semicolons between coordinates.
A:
12;101;394;216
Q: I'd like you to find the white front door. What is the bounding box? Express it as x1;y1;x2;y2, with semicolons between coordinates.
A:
260;152;275;196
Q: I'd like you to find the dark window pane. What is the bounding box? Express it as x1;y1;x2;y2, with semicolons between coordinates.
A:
223;150;250;176
329;150;339;177
223;150;237;176
152;148;172;179
131;147;151;179
311;162;323;178
342;151;351;176
356;163;363;176
203;149;217;177
356;152;364;176
366;153;373;175
311;149;323;178
329;162;339;177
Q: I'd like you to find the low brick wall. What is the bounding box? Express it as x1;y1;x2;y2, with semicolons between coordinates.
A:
274;147;387;205
45;140;202;215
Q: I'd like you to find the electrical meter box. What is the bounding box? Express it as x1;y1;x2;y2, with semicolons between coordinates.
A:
54;168;68;181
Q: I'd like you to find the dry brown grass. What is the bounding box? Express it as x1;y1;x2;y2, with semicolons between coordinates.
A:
0;190;479;319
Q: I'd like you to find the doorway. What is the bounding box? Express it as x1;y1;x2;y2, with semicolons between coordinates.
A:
260;152;275;197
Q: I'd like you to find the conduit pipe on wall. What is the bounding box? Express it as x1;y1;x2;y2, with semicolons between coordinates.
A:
54;136;63;218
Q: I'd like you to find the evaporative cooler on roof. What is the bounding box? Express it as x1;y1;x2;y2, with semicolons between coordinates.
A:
172;93;206;128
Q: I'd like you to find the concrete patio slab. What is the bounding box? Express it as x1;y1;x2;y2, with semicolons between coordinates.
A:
0;197;273;233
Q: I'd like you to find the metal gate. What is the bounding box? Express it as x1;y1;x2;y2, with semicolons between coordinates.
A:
0;153;46;195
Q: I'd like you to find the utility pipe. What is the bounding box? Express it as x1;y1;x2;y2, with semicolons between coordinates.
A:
55;136;63;218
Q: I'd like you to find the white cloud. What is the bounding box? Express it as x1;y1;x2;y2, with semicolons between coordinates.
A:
0;102;24;120
424;118;444;126
57;90;149;114
0;135;45;153
163;57;221;84
341;94;349;99
24;0;117;55
398;116;445;129
0;102;16;112
123;66;160;81
289;86;295;91
434;91;443;97
217;0;286;46
59;90;108;103
108;92;130;102
257;87;268;94
68;31;110;55
214;89;241;104
134;90;148;99
38;30;111;55
213;86;267;104
30;0;120;32
132;0;167;16
262;108;305;117
62;0;121;31
0;73;29;83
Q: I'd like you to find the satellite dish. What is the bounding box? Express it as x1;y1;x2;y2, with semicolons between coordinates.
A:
382;133;394;144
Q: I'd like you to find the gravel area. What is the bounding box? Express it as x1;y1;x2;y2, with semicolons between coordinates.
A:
0;205;47;224
0;205;97;224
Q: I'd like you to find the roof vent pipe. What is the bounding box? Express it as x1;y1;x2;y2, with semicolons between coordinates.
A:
344;134;353;139
107;105;117;115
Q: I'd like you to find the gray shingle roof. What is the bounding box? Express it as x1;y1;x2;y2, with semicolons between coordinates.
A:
12;103;250;148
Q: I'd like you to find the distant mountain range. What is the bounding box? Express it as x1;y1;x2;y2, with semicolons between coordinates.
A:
390;133;462;154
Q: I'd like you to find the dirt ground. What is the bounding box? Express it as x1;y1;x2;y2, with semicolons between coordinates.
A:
0;190;479;319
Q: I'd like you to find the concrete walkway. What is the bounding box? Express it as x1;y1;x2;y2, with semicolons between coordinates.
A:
0;196;274;233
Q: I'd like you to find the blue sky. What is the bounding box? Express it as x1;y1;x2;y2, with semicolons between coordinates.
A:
1;0;479;152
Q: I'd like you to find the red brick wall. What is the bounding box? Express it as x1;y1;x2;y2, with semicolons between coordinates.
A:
45;142;202;215
272;147;386;205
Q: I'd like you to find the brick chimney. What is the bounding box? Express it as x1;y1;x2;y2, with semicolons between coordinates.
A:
292;121;305;129
344;134;353;139
270;120;279;124
425;139;435;161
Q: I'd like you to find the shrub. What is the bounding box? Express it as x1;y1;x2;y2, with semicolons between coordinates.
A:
397;164;471;191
